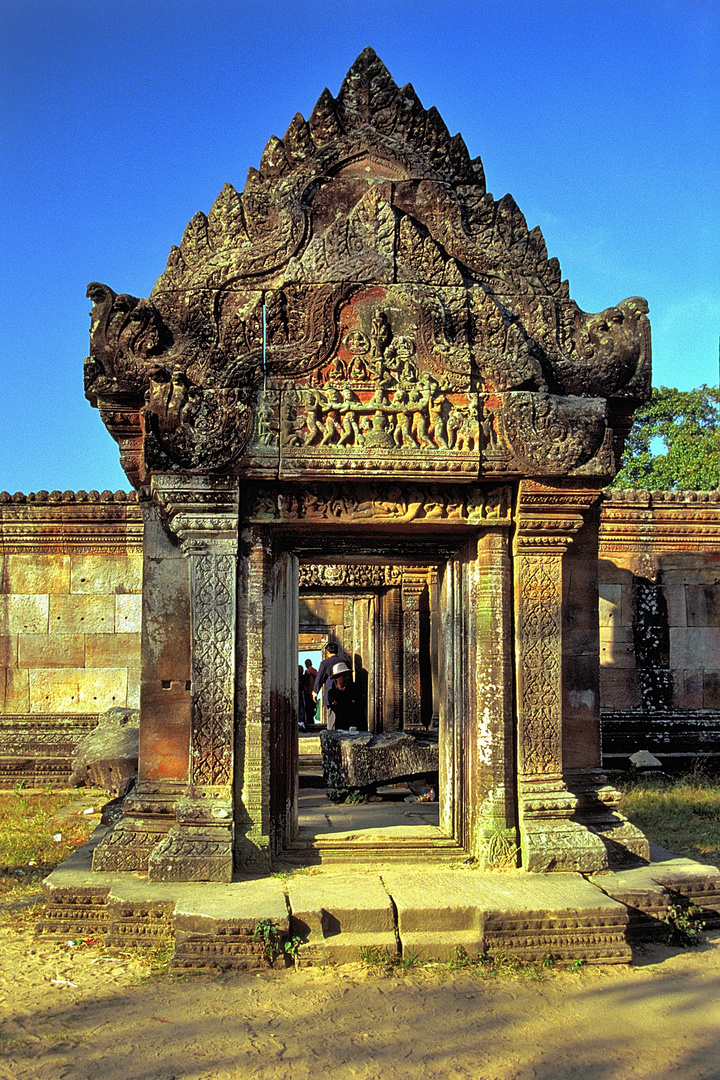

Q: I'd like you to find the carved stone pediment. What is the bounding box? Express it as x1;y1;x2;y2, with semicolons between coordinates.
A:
85;48;650;487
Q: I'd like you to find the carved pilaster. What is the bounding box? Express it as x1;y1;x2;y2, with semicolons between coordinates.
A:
145;474;240;882
401;570;429;728
514;480;609;872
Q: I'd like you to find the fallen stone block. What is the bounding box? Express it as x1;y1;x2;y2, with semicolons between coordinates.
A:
320;730;438;791
69;706;139;794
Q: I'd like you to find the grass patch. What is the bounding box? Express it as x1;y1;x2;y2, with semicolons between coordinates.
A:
0;787;106;921
360;944;559;979
360;945;422;975
617;774;720;868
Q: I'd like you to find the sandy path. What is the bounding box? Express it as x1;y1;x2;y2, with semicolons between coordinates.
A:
1;927;719;1080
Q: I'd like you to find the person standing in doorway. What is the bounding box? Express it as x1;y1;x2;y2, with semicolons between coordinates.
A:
302;658;317;727
313;642;349;730
326;662;360;731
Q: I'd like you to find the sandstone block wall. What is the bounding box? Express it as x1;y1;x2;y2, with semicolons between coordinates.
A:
599;490;720;714
0;491;143;785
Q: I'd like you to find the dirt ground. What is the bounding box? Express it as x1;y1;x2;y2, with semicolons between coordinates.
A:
1;925;719;1080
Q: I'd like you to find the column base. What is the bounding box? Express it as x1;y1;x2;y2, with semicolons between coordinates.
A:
519;772;651;873
91;781;182;872
566;769;650;865
148;825;234;883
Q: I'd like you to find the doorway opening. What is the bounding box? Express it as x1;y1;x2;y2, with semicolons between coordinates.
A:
293;560;443;853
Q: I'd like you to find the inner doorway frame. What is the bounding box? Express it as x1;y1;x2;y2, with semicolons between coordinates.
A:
261;524;517;866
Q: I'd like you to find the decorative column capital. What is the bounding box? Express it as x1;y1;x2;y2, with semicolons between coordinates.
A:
151;474;240;554
401;567;430;612
515;479;603;556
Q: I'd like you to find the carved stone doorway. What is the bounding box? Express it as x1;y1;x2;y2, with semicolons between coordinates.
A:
261;525;517;866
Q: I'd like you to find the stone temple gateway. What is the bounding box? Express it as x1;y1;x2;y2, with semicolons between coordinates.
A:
85;49;653;885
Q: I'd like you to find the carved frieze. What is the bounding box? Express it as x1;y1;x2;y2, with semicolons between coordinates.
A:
299;563;402;588
244;482;512;527
85;48;650;487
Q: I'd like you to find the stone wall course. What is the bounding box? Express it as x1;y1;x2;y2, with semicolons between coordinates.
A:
2;667;29;712
669;627;720;672
0;594;50;634
70;554;142;595
0;635;17;667
0;495;142;730
685;583;720;627
85;633;141;669
3;554;70;595
18;634;85;668
29;668;128;714
115;594;142;634
49;595;116;635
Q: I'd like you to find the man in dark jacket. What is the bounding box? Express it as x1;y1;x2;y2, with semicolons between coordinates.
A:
326;662;360;731
313;643;350;730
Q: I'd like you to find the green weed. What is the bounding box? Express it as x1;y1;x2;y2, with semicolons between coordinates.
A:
0;788;105;918
326;787;364;804
663;900;705;947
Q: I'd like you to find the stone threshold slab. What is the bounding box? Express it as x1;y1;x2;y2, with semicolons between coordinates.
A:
36;835;720;970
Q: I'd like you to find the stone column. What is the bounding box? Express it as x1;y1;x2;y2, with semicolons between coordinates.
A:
145;474;240;882
401;569;428;729
92;495;193;874
514;479;610;873
234;526;297;869
468;529;516;865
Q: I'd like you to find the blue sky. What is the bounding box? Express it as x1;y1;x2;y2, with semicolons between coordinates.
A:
1;0;718;493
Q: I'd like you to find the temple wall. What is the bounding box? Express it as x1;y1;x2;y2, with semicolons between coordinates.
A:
0;491;143;786
1;488;720;785
599;490;720;713
598;489;720;769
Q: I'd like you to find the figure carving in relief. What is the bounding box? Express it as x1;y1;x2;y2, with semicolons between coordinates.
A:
144;368;203;435
280;391;305;446
426;375;451;450
300;387;325;445
360;410;394;448
448;399;480;452
392;388;415;448
344;330;369;355
327;357;347;381
408;383;434;449
348;355;369;380
338;388;364;445
256;393;278;446
384;336;418;383
371;310;392;358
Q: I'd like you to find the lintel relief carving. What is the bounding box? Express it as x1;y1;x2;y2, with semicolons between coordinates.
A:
85;48;650;489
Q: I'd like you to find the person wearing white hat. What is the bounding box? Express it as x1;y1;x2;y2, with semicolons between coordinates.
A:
326;661;360;731
312;642;350;729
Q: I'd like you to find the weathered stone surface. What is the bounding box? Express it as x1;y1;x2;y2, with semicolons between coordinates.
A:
321;730;438;790
288;873;396;964
3;554;70;595
70;553;142;595
49;595;115;634
70;49;656;886
29;668;128;714
18;633;85;668
69;706;139;792
114;593;142;633
0;594;49;634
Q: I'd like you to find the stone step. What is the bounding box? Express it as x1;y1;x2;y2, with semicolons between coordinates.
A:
287;873;397;964
281;835;463;866
39;840;720;970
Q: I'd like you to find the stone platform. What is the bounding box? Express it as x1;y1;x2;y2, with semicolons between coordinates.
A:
37;829;720;971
